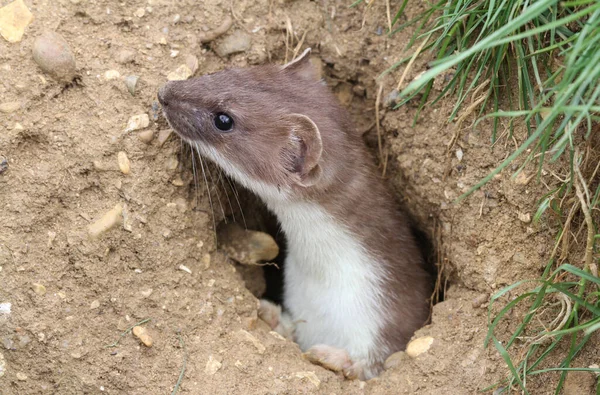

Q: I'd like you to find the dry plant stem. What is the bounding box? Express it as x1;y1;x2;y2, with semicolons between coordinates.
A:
554;202;579;263
284;16;294;63
292;30;308;60
396;35;430;90
385;0;392;33
574;153;597;277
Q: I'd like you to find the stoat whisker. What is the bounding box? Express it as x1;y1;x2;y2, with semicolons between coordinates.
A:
204;154;227;223
194;143;217;239
189;143;200;211
216;168;236;223
226;175;247;229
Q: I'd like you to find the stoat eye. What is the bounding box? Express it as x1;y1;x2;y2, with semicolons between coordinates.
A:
214;112;234;131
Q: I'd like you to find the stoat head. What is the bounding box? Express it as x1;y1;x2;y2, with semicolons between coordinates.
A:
158;48;353;202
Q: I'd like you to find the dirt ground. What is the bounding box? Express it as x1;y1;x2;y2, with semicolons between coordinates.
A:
1;0;598;394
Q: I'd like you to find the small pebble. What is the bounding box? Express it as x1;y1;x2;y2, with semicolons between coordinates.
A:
2;336;14;350
0;303;11;315
122;203;132;232
406;336;433;358
0;101;20;113
16;372;27;381
471;293;488;308
384;89;400;108
171;175;184;186
178;264;192;274
268;331;286;341
185;54;199;74
32;30;77;83
0;156;8;175
214;30;251;57
151;101;161;121
140;289;153;298
90;300;100;309
205;355;222;375
124;114;149;132
172;14;181;24
201;253;211;269
167;64;192;81
117;152;130;175
165;156;179;170
157;129;173;146
0;0;34;43
518;212;531;223
237;330;265;354
104;70;121;80
47;231;57;248
455;148;464;161
138;130;154;143
132;326;152;347
170;49;179;58
88;204;123;238
133;8;145;18
217;223;279;265
0;352;5;378
295;371;320;389
32;283;46;296
124;75;139;95
513;171;533;185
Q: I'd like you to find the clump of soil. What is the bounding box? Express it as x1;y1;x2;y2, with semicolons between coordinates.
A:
1;0;597;394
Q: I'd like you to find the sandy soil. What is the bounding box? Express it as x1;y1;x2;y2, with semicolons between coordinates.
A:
1;0;598;394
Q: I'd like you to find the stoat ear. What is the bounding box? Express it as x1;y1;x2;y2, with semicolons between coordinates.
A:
281;48;320;81
282;113;323;187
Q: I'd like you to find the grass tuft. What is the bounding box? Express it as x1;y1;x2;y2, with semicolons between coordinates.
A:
380;0;600;392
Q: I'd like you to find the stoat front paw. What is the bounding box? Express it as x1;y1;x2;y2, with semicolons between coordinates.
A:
303;344;353;373
258;299;281;329
258;299;295;340
303;345;369;380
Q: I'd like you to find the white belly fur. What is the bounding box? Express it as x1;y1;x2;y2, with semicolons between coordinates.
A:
193;146;386;362
268;200;385;362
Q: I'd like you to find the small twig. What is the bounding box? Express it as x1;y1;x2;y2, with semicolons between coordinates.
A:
171;334;187;395
385;0;392;33
551;202;579;262
284;16;294;63
478;191;486;218
292;30;308;60
105;318;151;348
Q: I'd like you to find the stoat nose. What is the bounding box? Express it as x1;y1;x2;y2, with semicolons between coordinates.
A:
157;84;170;107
